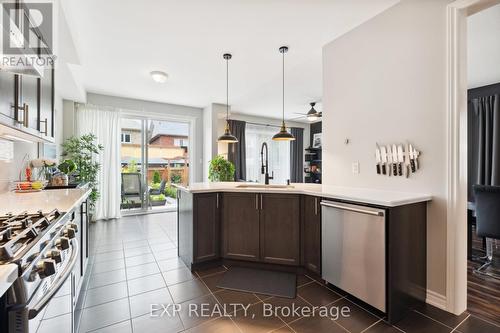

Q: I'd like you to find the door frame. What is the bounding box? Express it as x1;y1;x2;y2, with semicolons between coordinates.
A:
445;0;500;315
119;112;195;215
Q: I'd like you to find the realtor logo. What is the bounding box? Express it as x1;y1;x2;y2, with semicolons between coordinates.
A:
1;2;54;67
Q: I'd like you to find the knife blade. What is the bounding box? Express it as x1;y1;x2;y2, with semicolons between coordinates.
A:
375;144;382;175
397;145;404;176
392;144;398;176
380;146;388;175
386;145;393;176
413;146;420;170
404;143;411;178
409;144;416;173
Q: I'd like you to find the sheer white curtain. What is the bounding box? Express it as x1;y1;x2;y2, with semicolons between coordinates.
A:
245;124;291;184
76;104;121;220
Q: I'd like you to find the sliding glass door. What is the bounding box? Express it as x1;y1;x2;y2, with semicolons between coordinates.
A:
120;117;190;214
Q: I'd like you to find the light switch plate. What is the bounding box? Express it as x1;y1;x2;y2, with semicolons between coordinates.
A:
352;162;360;174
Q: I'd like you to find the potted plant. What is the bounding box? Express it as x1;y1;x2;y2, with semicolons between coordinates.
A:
149;193;167;206
208;155;235;182
61;134;103;219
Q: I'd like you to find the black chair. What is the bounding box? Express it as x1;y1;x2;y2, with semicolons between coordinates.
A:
473;184;500;279
149;179;166;195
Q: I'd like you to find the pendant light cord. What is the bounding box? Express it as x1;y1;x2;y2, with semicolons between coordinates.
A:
282;49;285;124
226;57;229;121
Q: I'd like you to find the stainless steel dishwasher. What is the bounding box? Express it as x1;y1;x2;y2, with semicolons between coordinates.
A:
321;200;386;312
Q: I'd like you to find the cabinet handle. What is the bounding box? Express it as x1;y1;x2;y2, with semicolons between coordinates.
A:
23;104;29;127
255;194;259;210
39;118;48;135
314;197;318;215
260;194;263;210
216;193;219;208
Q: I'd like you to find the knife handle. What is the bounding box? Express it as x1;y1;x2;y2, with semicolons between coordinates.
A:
376;164;381;175
410;160;416;173
398;163;402;176
381;164;386;175
393;164;398;176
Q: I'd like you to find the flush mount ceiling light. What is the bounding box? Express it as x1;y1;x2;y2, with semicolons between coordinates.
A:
150;71;168;83
217;53;238;143
273;46;295;141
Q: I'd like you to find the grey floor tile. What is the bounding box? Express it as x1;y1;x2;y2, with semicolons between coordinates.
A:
84;282;128;308
157;257;186;272
88;320;132;333
92;258;125;274
162;267;196;286
168;279;210;304
128;273;166;296
131;313;184;333
43;295;72;319
93;250;124;263
129;288;173;318
37;313;72;333
124;246;152;258
125;253;156;267
88;269;127;289
150;242;177;251
79;298;130;332
123;239;149;249
153;248;178;261
126;262;160;279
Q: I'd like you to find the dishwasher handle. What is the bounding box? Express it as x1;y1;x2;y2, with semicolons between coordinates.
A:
320;201;385;217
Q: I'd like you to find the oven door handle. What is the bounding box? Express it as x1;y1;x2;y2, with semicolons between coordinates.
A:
27;238;79;319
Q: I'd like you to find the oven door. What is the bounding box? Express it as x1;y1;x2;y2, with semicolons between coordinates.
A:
8;238;79;333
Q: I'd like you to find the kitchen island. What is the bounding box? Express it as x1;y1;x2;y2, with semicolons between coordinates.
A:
176;182;431;324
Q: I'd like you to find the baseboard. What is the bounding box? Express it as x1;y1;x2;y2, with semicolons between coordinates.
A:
426;289;447;310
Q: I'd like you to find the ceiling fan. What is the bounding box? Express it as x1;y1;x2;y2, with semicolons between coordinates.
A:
293;102;322;121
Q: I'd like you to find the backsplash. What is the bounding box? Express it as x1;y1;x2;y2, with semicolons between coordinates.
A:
0;141;39;192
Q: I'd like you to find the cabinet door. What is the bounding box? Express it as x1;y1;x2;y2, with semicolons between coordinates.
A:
18;74;39;130
39;67;54;137
0;70;17;120
193;193;220;263
260;194;300;266
222;193;260;261
303;195;321;274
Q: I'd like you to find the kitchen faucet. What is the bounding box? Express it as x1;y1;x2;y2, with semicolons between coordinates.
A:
260;142;274;185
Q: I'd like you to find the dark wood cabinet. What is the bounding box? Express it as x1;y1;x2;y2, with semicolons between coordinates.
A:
222;193;260;261
193;193;220;263
260;194;300;265
302;195;321;274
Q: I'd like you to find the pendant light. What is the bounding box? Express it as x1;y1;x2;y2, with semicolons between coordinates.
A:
217;53;238;143
272;46;295;141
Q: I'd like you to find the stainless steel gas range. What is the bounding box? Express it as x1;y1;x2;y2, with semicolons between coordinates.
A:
0;201;89;333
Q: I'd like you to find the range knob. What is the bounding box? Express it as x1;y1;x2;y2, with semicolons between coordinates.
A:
55;237;70;250
69;223;78;233
45;249;62;263
62;227;76;239
35;259;56;279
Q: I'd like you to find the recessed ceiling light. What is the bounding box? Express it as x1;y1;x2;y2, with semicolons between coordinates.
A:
150;71;168;83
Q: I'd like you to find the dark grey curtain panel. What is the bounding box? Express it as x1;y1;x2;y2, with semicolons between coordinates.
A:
290;127;304;183
471;95;500;193
227;120;246;181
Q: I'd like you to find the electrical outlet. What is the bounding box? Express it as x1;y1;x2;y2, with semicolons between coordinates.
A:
352;162;360;174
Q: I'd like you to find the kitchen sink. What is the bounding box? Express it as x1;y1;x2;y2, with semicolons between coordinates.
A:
235;184;295;189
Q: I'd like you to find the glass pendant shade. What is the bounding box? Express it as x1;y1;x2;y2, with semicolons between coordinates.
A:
218;121;238;143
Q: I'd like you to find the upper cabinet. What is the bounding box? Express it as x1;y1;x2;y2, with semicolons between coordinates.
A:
0;70;17;121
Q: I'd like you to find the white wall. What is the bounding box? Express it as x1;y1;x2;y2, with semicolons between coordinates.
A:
322;0;450;296
86;93;204;182
203;103;227;180
467;4;500;88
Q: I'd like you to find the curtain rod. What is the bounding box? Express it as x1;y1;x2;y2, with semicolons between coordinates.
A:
244;121;304;129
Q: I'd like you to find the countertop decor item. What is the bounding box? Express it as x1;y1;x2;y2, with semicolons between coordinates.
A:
217;53;239;143
272;46;295;141
208;155;235;182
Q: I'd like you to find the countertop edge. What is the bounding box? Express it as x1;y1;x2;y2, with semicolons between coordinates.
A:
0;264;18;297
173;184;432;208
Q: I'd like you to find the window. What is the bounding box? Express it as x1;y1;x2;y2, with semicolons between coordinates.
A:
245;124;290;184
121;133;131;143
174;138;188;147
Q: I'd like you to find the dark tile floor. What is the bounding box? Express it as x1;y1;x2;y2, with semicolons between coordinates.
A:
71;213;500;333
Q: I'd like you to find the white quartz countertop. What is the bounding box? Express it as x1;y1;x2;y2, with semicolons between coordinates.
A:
0;187;92;215
0;264;18;297
175;182;432;207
